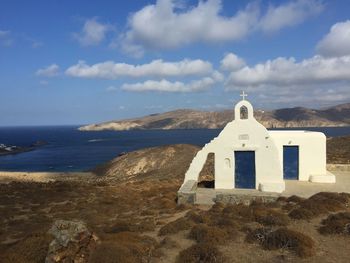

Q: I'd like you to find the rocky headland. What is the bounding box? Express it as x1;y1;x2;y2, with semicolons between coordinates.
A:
79;103;350;131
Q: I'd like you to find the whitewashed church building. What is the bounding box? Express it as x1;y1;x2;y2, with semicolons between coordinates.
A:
180;92;335;194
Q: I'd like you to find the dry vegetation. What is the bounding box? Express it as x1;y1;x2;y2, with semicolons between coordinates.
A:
246;227;315;257
1;177;350;262
0;143;350;262
327;135;350;164
318;212;350;235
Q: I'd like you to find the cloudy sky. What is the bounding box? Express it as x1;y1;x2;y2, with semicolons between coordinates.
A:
1;0;350;126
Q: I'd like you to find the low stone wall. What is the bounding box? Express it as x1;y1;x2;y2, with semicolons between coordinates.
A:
177;180;197;205
327;164;350;172
215;192;278;205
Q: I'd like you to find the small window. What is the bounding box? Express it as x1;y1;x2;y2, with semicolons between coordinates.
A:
240;106;248;119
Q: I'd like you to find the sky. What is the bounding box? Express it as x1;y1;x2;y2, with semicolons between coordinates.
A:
0;0;350;126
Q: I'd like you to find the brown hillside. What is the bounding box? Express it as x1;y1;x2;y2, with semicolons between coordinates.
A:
93;144;200;180
79;103;350;131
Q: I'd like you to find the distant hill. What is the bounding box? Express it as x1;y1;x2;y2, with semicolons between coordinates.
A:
93;144;200;179
79;103;350;131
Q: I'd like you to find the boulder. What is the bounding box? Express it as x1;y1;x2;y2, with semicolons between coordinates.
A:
46;220;99;263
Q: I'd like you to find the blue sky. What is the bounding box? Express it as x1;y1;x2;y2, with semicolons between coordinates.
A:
1;0;350;126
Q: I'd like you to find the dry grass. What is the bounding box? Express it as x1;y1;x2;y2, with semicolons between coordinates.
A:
289;192;350;220
89;242;138;263
288;208;314;220
103;218;156;234
218;202;289;226
93;232;158;263
327;136;350;164
246;227;315;258
188;224;229;245
176;243;225;263
318;212;350;235
0;233;50;263
160;236;179;249
158;218;193;236
286;195;305;203
185;210;208;224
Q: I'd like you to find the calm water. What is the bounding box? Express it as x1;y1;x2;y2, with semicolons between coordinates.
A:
0;126;349;172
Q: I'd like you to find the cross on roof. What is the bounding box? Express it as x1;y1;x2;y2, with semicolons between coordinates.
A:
240;91;248;100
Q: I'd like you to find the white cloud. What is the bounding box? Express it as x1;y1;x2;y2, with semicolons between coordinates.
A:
220;53;245;71
0;30;13;46
122;77;217;93
221;20;350;106
225;55;350;89
73;18;112;46
120;0;259;56
122;71;224;92
106;86;118;92
121;70;224;92
259;0;323;33
120;0;323;56
316;20;350;57
66;59;213;79
256;85;350;107
36;64;60;77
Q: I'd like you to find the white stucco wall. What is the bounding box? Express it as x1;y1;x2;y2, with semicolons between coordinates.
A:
269;131;327;181
180;99;335;194
183;100;285;193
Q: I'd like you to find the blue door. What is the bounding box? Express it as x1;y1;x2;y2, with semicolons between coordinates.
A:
283;146;299;180
234;151;256;189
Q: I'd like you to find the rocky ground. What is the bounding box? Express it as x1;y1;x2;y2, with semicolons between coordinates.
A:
0;140;349;262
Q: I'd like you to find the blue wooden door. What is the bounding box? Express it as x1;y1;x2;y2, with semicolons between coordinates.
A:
234;151;256;189
283;146;299;180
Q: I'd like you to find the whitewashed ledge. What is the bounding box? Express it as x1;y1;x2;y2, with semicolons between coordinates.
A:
327;164;350;172
177;180;197;205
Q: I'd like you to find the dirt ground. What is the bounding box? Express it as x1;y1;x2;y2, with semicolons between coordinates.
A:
0;142;349;263
0;174;349;263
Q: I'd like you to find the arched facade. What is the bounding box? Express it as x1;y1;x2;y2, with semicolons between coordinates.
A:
179;96;335;200
182;99;285;193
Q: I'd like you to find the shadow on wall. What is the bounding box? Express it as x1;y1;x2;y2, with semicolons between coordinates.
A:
198;152;215;188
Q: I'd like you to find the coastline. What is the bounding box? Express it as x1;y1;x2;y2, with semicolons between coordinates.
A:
0;171;95;183
0;147;35;156
1;163;349;184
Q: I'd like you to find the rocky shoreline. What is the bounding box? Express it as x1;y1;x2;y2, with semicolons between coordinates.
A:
0;141;47;156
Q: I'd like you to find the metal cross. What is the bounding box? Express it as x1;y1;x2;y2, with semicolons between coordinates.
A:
240;91;248;100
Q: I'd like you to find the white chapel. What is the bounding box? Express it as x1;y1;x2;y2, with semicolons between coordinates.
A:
180;92;336;194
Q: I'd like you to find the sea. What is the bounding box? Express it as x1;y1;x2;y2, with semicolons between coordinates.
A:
0;126;349;172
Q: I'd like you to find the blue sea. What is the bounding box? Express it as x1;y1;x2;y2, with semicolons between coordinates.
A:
0;126;349;172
